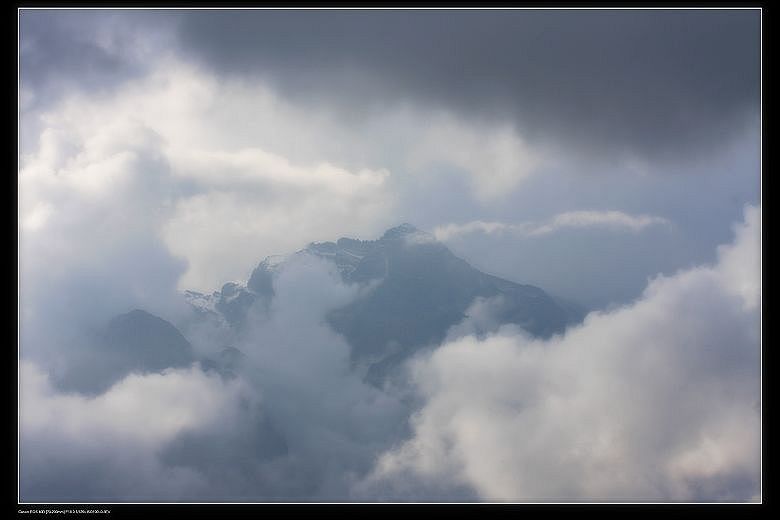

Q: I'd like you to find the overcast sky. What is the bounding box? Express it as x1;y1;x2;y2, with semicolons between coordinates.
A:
18;8;761;503
19;7;760;307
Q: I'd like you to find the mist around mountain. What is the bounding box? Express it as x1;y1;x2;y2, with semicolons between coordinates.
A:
22;224;584;501
174;223;584;386
20;214;759;503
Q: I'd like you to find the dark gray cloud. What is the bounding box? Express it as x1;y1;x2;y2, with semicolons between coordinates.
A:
19;9;761;162
175;9;760;163
19;9;178;116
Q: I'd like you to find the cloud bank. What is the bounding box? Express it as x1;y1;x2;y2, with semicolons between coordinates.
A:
17;202;761;502
22;9;759;166
22;206;758;502
20;363;255;501
175;9;760;164
20;255;410;502
365;205;760;502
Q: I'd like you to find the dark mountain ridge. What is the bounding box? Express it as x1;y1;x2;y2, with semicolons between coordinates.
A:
245;224;581;372
99;224;584;387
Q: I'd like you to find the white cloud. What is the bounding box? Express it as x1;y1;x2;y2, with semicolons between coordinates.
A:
434;220;519;241
716;205;761;312
162;148;392;291
222;255;409;497
366;205;760;502
20;57;556;293
20;362;256;501
434;211;670;241
18;253;411;501
19;108;188;370
530;211;671;236
406;113;541;200
18;59;399;296
21;362;252;447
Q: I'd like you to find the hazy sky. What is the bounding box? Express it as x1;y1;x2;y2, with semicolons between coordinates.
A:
18;8;761;503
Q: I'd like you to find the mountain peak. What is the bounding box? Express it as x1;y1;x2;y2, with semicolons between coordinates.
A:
381;223;421;240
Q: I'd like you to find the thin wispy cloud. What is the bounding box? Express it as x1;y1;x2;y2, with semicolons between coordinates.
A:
434;211;671;241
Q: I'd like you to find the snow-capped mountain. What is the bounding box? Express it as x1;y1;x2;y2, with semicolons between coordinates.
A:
177;224;582;380
91;224;583;389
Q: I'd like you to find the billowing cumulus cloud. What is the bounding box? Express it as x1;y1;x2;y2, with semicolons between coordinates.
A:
21;56;564;292
208;256;410;499
19;106;188;374
20;363;256;501
19;59;393;295
364;206;760;502
20;254;411;502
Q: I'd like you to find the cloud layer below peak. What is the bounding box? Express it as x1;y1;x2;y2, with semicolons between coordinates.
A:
364;205;760;502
